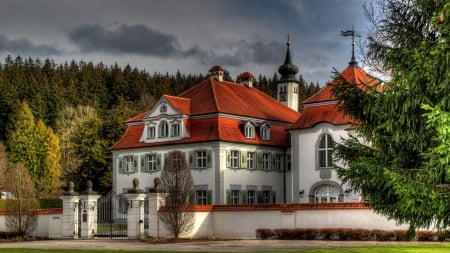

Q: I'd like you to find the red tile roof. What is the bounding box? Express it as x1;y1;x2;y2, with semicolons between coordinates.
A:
179;77;300;123
303;65;380;104
292;65;379;130
111;76;299;150
290;104;353;129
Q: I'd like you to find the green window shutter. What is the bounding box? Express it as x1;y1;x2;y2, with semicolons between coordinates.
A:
133;155;139;172
226;190;231;204
118;157;124;173
163;153;169;168
207;190;212;205
140;154;146;172
188;151;195;169
226;150;231;168
206;150;212;168
241;190;247;204
271;191;276;204
156;153;162;170
240;150;247;169
256;152;262;170
271;153;275;171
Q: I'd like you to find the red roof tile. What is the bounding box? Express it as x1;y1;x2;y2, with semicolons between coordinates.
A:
290;104;352;129
111;117;290;150
112;75;300;150
303;65;380;104
179;77;300;123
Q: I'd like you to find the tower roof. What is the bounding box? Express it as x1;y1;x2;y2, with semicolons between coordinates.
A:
278;38;299;83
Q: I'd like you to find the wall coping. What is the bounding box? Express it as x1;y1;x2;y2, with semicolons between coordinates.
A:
159;202;370;212
0;208;63;215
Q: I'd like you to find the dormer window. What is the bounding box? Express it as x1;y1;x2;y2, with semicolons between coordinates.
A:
159;121;168;137
160;103;167;113
260;124;271;140
244;123;255;139
147;126;155;139
171;123;180;137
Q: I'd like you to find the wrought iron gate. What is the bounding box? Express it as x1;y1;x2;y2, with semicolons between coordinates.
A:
96;191;128;238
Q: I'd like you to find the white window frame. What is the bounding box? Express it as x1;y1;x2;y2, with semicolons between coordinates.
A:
247;152;255;169
317;133;334;169
231;150;240;169
197;150;207;169
314;185;340;203
262;191;271;204
244;123;255;139
145;154;157;171
147;126;155;139
247;190;256;204
196;190;207;205
159;121;169;138
262;153;270;170
231;190;240;205
260;125;271;140
125;155;134;172
171;123;180;137
160;103;167;113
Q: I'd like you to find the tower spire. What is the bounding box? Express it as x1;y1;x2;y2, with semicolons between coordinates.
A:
341;25;360;66
278;34;298;82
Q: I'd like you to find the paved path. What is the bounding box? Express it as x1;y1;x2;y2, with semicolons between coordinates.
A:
0;239;441;252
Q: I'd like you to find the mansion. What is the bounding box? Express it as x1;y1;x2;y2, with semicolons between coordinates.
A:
111;41;375;205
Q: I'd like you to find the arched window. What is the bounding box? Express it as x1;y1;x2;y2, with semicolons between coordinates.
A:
260;124;271;140
317;133;334;169
314;184;340;203
244;123;255;139
159;121;168;137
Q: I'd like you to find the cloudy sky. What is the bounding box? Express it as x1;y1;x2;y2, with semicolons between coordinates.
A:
0;0;369;85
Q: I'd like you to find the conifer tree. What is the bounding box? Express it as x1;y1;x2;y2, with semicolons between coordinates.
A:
333;0;450;231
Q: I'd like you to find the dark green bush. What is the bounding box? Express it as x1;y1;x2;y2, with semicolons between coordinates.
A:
36;198;62;209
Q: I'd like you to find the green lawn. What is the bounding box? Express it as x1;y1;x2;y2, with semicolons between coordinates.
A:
3;244;450;253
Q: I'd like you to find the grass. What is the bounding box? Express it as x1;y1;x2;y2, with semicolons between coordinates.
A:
2;244;450;253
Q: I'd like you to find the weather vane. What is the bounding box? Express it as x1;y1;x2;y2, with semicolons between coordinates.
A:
341;25;361;66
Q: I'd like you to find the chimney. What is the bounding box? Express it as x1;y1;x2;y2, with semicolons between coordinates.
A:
208;65;224;82
239;72;254;88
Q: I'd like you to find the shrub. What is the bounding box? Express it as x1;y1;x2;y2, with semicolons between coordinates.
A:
36;198;62;209
256;228;273;239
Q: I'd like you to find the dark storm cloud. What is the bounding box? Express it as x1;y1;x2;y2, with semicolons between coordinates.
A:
0;35;60;55
69;24;184;57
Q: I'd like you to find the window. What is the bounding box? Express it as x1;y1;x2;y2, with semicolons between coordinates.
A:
274;154;283;171
262;191;271;204
159;121;168;137
145;154;157;171
230;190;240;205
125;155;135;172
231;150;240;169
260;125;270;140
286;154;291;171
318;134;334;169
244;123;255;139
160;103;167;113
147;126;155;139
279;85;287;101
171;123;180;137
314;185;340;203
247;190;256;204
197;150;207;168
262;153;270;170
196;190;208;205
247;152;255;169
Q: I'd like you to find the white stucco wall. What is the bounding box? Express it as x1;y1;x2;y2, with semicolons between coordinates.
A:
290;123;358;203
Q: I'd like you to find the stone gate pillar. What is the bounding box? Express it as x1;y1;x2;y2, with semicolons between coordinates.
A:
124;178;146;239
59;181;80;239
147;177;163;238
78;180;101;239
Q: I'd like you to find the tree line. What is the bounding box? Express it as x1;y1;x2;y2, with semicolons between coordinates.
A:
0;55;320;197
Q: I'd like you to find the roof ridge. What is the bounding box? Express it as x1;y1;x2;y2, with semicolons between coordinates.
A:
210;77;221;112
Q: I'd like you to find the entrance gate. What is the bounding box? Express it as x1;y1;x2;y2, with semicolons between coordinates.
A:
96;191;128;238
